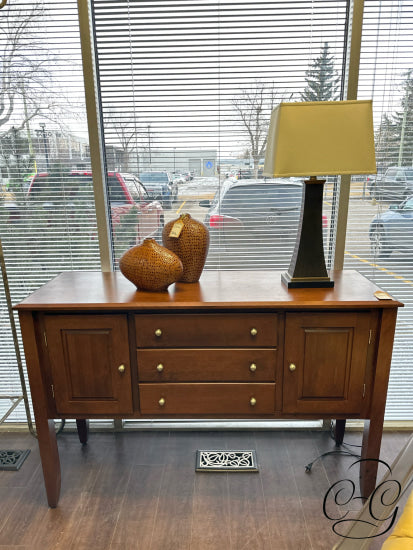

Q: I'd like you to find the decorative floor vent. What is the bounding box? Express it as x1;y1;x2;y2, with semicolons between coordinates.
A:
196;450;258;472
0;450;31;471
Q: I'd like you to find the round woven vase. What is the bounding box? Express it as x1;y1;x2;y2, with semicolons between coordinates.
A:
162;213;210;283
119;238;183;291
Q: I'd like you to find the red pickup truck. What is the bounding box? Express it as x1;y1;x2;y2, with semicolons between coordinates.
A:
27;171;165;247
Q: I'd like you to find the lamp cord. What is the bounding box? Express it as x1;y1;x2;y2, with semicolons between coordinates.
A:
304;422;362;473
305;449;361;473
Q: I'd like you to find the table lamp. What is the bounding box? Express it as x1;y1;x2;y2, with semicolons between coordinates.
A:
264;100;377;288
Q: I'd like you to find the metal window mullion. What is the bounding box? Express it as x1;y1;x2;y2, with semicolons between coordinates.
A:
334;0;365;270
77;0;113;272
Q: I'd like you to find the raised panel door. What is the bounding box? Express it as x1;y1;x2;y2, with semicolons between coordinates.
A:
44;315;133;415
283;312;371;415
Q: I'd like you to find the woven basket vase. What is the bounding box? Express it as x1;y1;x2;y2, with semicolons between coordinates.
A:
119;238;183;291
162;213;210;283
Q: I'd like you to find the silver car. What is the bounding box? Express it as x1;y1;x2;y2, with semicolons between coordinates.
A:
369;195;413;258
200;179;328;269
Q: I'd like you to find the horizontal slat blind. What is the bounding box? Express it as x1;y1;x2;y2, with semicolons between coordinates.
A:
0;1;100;422
2;1;412;424
92;0;348;267
345;0;413;419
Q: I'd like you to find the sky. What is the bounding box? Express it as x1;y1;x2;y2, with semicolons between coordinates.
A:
2;0;412;158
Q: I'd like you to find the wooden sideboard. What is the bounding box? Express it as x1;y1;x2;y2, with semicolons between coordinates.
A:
15;269;402;507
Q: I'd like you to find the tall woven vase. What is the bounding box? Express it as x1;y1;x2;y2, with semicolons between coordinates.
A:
162;213;209;283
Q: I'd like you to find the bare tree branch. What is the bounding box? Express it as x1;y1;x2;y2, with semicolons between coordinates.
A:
103;107;144;172
0;3;75;135
232;80;287;174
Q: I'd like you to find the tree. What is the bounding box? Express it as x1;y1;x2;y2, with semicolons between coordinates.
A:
375;70;413;169
103;108;143;172
1;4;45;134
232;81;285;174
392;69;413;166
301;43;340;102
0;3;76;145
0;128;32;192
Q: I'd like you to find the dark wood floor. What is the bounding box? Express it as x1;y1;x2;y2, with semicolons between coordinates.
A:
0;428;410;549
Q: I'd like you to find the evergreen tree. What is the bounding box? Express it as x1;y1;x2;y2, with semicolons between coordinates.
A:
0;129;32;195
375;70;413;169
301;43;340;102
392;69;413;166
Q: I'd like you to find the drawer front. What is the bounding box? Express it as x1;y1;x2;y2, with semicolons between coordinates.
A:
135;313;278;348
137;349;276;382
139;383;276;415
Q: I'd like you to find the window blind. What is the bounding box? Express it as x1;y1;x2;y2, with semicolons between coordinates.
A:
92;0;348;268
92;0;413;420
344;0;413;419
0;0;100;422
1;0;412;424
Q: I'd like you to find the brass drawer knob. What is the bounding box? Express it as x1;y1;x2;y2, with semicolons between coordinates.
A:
250;397;257;406
249;363;257;372
155;329;162;337
289;363;296;372
118;364;126;373
250;328;258;337
158;397;165;407
156;364;164;372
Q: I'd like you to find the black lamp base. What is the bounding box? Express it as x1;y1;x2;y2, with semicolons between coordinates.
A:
281;271;334;289
282;177;334;289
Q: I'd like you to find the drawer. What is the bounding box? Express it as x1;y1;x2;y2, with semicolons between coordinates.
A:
139;383;276;415
135;313;278;348
137;349;277;382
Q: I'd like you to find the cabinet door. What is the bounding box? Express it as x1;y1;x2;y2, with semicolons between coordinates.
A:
44;315;133;415
283;312;370;415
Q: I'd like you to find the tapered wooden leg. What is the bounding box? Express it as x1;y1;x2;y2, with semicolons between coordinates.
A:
36;417;61;508
334;419;346;446
359;418;383;499
359;309;398;499
76;419;89;445
18;312;61;508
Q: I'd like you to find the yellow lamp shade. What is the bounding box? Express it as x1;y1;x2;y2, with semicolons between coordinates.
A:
264;100;377;178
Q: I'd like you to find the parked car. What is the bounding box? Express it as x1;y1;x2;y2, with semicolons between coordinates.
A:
138;171;177;208
371;166;413;201
235;168;264;180
366;174;376;197
172;173;186;184
369;195;413;258
199;179;328;267
27;171;164;246
0;185;20;223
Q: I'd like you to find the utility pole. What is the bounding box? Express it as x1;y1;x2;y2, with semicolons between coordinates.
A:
39;123;50;171
398;97;409;166
147;124;152;167
20;79;36;173
11;127;22;183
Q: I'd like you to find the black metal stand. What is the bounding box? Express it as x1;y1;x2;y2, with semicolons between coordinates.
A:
281;177;334;289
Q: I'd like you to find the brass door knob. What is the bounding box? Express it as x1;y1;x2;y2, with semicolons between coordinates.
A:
156;364;164;372
250;397;257;406
158;398;165;406
118;364;126;373
155;329;162;337
289;363;296;372
249;363;257;372
250;328;258;336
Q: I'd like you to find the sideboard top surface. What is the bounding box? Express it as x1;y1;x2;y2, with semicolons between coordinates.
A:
14;270;403;311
